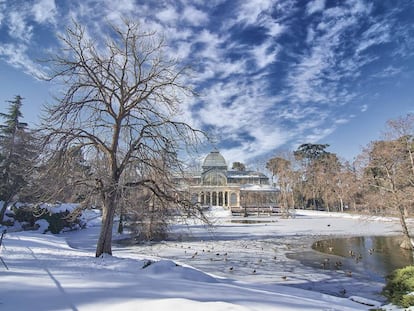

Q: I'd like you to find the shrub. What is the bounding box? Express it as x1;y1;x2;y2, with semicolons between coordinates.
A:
383;266;414;307
12;205;37;227
40;210;74;234
10;204;82;234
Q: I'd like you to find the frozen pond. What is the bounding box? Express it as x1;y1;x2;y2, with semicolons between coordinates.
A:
312;236;413;279
115;211;407;302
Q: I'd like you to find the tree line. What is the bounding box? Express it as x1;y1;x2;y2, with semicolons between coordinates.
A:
266;115;414;249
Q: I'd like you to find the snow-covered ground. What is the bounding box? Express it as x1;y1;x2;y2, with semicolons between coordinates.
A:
0;208;409;310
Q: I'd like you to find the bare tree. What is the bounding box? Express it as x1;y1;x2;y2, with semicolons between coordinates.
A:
266;155;295;216
337;161;360;212
314;153;342;212
41;20;203;257
385;114;414;192
361;136;414;249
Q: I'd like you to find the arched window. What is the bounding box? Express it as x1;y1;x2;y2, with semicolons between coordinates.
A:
203;171;227;186
230;193;237;205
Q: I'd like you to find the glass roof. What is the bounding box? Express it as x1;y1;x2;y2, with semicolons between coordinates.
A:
202;150;227;170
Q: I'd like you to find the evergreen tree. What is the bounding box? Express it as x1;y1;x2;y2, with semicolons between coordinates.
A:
293;143;331;209
232;162;246;171
0;96;36;222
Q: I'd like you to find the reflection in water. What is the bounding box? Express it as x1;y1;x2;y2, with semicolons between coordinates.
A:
312;236;413;278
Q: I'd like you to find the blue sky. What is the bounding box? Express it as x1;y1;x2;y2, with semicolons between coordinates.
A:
0;0;413;166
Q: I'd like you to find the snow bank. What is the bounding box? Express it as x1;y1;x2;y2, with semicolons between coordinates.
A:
0;230;371;311
141;259;218;283
296;209;399;222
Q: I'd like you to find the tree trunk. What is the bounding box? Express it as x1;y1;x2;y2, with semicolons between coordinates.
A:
339;197;344;212
117;212;124;234
0;200;9;224
326;202;330;212
312;189;316;210
95;191;117;257
397;205;413;250
404;206;409;217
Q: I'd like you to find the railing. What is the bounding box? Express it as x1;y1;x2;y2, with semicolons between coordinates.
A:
230;206;280;216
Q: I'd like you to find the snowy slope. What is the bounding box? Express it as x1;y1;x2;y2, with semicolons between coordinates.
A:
0;230;374;311
3;205;405;311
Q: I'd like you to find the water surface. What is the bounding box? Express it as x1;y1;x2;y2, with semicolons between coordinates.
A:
312;236;413;278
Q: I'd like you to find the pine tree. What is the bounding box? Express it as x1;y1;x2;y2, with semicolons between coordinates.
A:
0;96;36;222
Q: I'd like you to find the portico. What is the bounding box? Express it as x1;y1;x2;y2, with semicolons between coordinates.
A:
191;186;241;208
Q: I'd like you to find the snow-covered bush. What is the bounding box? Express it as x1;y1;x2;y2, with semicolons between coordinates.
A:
8;203;85;234
35;219;50;233
383;265;414;307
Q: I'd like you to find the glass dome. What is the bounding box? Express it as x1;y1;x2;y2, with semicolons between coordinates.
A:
202;150;227;171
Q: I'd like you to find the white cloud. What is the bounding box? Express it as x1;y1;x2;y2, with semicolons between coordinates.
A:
182;6;209;26
232;0;285;40
196;73;284;163
251;41;279;69
304;126;336;143
8;10;33;42
360;104;368;112
264;21;284;37
348;0;372;15
194;29;224;60
356;22;391;54
32;0;57;24
306;0;326;15
105;0;139;25
334;118;349;125
287;1;376;106
156;7;179;25
216;59;247;79
287;47;329;103
236;0;274;25
0;1;5;26
222;126;288;165
372;65;402;78
171;40;193;60
0;43;47;79
306;27;315;44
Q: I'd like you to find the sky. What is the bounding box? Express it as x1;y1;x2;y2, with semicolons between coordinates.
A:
0;0;413;166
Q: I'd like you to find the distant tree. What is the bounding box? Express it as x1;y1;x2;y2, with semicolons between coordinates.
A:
232;161;246;171
313;152;342;212
41;20;203;257
0;96;37;222
361;114;414;249
294;143;330;209
266;154;296;216
293;143;329;163
385;114;414;183
337;161;360;212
